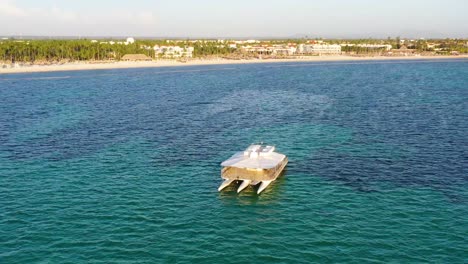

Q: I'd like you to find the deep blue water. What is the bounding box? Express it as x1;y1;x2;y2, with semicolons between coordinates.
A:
1;60;467;263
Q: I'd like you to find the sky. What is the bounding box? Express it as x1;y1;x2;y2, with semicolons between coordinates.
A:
0;0;467;38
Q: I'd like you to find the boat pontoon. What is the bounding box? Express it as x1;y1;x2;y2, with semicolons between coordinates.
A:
218;143;288;194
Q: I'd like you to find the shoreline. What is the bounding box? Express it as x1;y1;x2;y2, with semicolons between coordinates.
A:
1;55;467;74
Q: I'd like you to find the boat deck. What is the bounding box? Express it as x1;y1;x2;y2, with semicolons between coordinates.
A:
221;157;288;181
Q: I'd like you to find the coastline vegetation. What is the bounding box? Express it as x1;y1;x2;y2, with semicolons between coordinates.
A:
0;39;235;64
336;38;468;55
1;38;467;64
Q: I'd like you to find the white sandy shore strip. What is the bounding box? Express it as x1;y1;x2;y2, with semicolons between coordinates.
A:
1;55;467;74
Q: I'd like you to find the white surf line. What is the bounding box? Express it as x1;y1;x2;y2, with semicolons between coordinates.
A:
0;76;72;81
0;67;238;81
265;59;468;68
151;67;237;75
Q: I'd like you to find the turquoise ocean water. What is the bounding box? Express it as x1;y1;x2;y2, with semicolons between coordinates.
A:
1;60;467;263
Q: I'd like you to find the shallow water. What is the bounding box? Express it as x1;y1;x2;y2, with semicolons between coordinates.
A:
1;60;467;263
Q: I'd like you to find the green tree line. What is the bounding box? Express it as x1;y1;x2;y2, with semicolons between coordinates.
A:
0;39;237;63
2;38;466;63
0;40;154;63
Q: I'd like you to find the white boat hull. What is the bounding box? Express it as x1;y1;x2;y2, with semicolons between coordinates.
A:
237;180;251;193
219;144;288;194
218;179;235;191
257;180;272;194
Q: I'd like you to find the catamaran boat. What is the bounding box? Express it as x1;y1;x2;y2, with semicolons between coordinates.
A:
218;143;288;194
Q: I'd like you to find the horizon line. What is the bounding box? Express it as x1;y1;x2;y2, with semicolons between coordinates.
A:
2;35;467;40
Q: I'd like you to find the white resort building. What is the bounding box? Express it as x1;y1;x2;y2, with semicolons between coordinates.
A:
154;45;194;58
340;43;392;51
241;45;296;56
90;37;135;45
297;44;342;55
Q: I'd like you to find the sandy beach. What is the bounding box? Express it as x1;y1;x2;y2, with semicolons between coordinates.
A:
1;55;467;74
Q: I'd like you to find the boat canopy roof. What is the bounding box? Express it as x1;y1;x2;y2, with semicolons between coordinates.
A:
221;144;286;169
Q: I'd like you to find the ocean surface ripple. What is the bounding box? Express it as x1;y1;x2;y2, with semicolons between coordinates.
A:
1;60;467;263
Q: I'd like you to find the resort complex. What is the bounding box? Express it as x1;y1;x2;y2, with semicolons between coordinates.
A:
1;37;467;67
